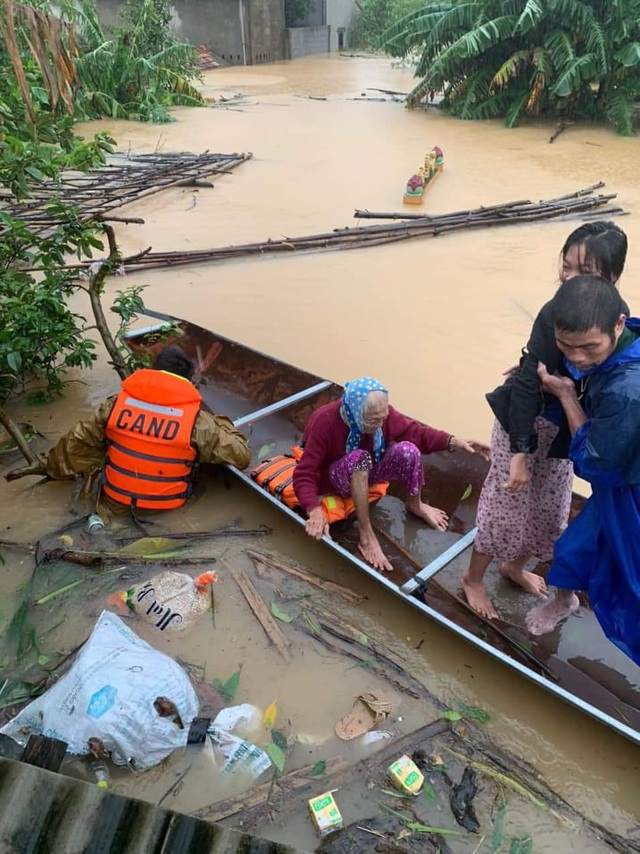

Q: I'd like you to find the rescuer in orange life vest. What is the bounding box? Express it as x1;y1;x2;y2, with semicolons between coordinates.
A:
6;346;251;515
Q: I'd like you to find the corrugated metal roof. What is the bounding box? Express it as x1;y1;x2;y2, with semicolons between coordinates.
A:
0;758;307;854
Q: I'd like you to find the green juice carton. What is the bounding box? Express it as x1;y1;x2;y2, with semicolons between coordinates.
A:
388;754;424;795
308;791;344;836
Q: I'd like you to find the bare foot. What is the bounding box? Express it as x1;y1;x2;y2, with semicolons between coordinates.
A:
358;535;393;573
407;498;449;531
499;564;548;599
526;592;579;635
461;574;498;619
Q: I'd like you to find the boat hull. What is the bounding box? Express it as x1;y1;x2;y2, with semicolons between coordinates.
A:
124;311;640;746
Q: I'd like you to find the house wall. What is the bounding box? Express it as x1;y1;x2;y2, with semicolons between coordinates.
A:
95;0;286;65
291;0;358;51
286;25;330;59
325;0;356;50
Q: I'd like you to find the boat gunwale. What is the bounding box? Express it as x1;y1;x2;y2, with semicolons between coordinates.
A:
123;311;640;747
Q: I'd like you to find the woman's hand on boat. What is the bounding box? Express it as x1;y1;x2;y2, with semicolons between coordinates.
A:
306;506;331;540
503;453;530;492
450;437;491;461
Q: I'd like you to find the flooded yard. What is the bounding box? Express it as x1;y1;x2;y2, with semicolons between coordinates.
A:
1;53;639;851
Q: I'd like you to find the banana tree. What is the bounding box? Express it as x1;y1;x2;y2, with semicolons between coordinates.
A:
382;0;640;134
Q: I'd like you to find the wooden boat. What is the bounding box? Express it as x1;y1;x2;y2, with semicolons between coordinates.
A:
403;146;444;206
125;311;640;747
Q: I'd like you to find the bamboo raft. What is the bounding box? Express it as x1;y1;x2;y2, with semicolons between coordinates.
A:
0;151;252;235
67;183;623;275
123;313;640;748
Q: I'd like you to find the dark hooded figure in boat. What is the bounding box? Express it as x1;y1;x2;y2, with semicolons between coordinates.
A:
526;275;640;666
6;346;251;519
293;376;489;572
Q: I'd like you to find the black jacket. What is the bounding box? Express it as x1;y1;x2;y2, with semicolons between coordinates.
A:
486;296;630;460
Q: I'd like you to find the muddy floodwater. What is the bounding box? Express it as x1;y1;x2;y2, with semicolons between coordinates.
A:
2;55;640;850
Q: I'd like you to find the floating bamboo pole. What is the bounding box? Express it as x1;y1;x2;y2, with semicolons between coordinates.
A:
93;185;622;273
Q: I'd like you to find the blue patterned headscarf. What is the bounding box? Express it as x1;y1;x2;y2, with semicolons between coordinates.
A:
342;377;389;462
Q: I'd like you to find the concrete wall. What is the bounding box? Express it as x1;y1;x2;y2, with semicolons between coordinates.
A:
246;0;287;64
0;757;303;854
326;0;357;50
286;25;330;59
96;0;286;65
294;0;358;51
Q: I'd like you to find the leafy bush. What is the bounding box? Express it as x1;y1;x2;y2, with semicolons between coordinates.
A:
382;0;640;135
63;0;203;123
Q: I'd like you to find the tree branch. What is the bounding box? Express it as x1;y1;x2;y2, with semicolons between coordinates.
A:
0;406;40;466
87;224;131;381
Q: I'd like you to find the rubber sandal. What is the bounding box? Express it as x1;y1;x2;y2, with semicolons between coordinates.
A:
334;692;393;740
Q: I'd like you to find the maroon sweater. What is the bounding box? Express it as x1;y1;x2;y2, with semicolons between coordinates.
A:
293;400;451;512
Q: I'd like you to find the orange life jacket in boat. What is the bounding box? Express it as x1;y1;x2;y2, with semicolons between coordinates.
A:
250;447;388;523
102;369;202;511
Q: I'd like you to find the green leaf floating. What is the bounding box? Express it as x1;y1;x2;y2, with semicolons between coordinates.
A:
310;760;326;776
265;741;286;772
270;602;293;623
442;710;462;722
455;701;490;724
213;669;241;703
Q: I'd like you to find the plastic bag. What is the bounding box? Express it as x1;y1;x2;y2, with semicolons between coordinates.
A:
212;703;262;737
111;570;217;632
0;611;198;771
201;705;271;780
207;726;272;778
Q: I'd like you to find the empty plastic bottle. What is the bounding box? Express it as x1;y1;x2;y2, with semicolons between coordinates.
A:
89;756;110;789
87;737;110;788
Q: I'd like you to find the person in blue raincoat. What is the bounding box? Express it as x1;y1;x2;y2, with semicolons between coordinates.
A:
526;274;640;665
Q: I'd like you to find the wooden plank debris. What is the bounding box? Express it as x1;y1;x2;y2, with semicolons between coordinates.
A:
21;734;67;771
230;564;292;662
247;550;364;605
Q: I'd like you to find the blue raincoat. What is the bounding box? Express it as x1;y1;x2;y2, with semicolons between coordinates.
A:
548;318;640;665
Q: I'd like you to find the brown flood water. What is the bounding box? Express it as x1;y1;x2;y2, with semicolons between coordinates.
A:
2;55;640;849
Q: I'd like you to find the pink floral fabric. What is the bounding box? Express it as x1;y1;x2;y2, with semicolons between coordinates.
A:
474;419;573;562
328;441;425;497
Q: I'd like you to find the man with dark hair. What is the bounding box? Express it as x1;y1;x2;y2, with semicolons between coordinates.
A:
526;275;640;665
7;345;251;515
152;345;197;380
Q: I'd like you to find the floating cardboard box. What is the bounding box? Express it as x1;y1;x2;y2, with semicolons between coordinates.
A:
308;791;344;836
388;754;424;795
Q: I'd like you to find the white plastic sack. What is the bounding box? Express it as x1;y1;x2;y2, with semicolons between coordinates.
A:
0;610;198;771
111;570;217;633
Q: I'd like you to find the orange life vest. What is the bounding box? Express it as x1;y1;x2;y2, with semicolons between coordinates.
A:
102;369;202;511
250;447;388;523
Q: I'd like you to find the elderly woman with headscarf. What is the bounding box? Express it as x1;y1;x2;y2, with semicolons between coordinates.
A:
293;377;488;572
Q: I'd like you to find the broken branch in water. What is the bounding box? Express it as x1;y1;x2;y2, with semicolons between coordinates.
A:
229;562;292;662
247;549;364;604
192;756;349;822
41;548;219;567
0;407;41;467
116;525;271;545
194;719;450;825
372;525;557;681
